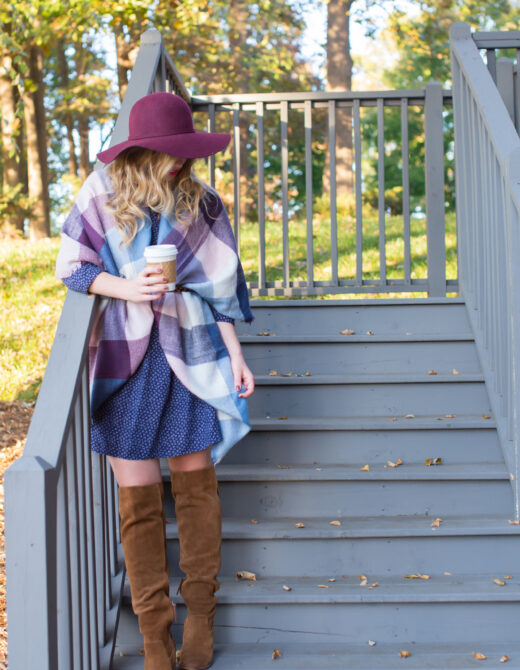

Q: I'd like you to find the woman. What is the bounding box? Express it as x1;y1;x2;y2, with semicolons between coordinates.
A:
56;91;255;670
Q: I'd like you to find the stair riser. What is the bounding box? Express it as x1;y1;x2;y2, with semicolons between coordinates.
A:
239;302;471;336
249;383;491;417
164;480;512;518
165;535;520;576
117;601;520;645
241;341;480;376
221;429;503;465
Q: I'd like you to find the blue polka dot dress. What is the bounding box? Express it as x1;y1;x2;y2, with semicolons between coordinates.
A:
62;208;234;460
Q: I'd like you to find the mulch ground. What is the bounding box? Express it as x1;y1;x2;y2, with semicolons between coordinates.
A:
0;400;35;668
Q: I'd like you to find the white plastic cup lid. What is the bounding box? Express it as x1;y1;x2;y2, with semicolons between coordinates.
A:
144;244;178;261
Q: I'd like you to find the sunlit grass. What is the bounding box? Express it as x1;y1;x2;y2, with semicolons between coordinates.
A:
0;238;65;402
1;210;457;401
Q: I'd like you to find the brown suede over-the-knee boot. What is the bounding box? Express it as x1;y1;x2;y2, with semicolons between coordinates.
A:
118;482;176;670
169;466;222;670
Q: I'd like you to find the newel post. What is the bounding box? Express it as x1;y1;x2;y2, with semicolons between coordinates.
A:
425;81;447;297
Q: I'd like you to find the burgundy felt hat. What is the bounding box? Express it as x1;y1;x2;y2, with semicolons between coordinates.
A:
97;92;231;164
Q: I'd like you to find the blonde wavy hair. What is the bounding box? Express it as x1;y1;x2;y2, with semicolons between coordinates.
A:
104;147;207;245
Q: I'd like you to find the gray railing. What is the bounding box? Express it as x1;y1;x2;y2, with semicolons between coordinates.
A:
192;85;455;297
473;31;520;134
451;22;520;519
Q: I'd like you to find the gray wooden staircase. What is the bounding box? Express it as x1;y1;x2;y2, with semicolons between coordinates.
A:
113;298;520;668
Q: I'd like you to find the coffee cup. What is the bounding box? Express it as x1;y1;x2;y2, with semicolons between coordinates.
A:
143;244;178;291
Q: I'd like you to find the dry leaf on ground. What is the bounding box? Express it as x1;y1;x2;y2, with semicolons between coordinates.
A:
278;416;288;420
236;571;257;581
445;414;456;418
482;413;491;419
452;369;460;375
493;578;506;586
280;372;293;377
328;578;336;582
473;652;487;660
500;655;509;662
425;457;443;466
272;648;282;660
340;328;355;335
295;522;305;528
250;519;258;524
405;414;415;418
277;464;290;469
317;584;329;588
404;573;430;579
431;518;443;527
360;464;370;471
388;417;397;422
399;650;411;658
367;330;374;335
269;370;277;376
330;520;341;526
282;585;291;591
368;640;376;646
388;458;403;468
428;369;437;375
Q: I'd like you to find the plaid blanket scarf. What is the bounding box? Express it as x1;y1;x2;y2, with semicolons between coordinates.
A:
56;166;254;464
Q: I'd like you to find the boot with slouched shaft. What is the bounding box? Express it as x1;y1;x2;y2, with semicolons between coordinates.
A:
118;482;176;670
169;465;222;670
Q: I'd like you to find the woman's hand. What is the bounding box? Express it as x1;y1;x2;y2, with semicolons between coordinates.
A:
88;267;168;302
123;266;168;302
230;352;255;398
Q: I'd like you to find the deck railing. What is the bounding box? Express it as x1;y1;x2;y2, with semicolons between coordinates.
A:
192;86;455;297
451;22;520;518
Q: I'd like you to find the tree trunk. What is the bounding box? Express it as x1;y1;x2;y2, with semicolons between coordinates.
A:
75;45;91;180
114;26;140;102
324;0;354;199
57;43;78;176
229;0;251;226
0;52;25;231
24;44;50;240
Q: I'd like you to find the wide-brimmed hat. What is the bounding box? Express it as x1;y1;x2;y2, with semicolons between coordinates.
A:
97;92;230;164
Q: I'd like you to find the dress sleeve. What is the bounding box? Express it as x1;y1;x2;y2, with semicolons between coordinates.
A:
62;262;104;294
209;304;235;325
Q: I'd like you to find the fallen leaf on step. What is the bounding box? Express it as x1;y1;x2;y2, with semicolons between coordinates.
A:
452;369;460;375
340;328;355;335
367;330;374;335
509;520;520;524
280;372;293;377
330;520;342;526
305;371;312;376
277;464;290;469
138;649;144;656
388;458;403;467
317;584;329;588
404;573;430;579
236;570;257;581
328;578;336;582
405;414;415;419
482;413;491;419
445;414;456;418
269;370;277;376
500;655;509;662
431;518;443;527
278;416;288;420
504;575;513;579
369;582;379;588
388;417;397;422
473;652;487;660
257;331;273;336
425;457;443;466
315;467;322;471
428;369;437;375
399;650;411;658
444;572;452;575
359;574;368;586
360;464;370;471
368;640;376;646
282;585;292;591
272;648;282;660
295;522;305;528
493;578;506;586
251;519;258;524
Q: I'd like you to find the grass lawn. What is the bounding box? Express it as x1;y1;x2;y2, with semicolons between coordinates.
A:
0;210;457;403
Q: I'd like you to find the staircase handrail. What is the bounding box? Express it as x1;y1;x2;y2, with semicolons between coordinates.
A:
450;21;520;518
